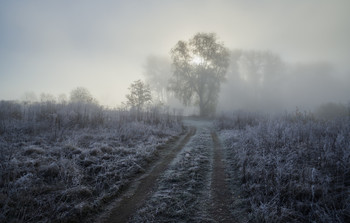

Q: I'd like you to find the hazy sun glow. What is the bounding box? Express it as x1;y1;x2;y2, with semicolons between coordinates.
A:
191;55;204;65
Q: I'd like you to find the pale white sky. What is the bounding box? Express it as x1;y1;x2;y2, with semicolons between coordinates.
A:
1;0;349;106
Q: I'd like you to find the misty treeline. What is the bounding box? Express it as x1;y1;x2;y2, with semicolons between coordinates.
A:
143;48;349;116
216;112;350;222
0;87;182;136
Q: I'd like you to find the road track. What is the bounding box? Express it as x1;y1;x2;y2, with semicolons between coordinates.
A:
96;120;236;222
97;127;196;223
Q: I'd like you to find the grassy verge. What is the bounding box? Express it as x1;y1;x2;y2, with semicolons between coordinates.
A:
217;114;350;223
0;122;182;222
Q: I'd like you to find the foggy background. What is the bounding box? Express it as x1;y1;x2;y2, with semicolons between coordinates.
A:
1;0;349;112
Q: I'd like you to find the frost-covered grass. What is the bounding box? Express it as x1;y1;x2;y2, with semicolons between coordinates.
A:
131;127;213;223
0;101;183;222
217;113;350;222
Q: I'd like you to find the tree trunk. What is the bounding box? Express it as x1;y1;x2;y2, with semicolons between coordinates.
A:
199;95;205;117
199;99;208;117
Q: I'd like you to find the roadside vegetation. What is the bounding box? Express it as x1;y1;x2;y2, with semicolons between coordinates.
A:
216;111;350;222
0;99;182;222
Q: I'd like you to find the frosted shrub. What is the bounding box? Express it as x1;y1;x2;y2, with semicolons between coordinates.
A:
219;114;350;222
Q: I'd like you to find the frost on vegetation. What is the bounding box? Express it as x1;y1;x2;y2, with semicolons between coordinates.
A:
0;100;183;222
132;129;213;223
218;113;350;223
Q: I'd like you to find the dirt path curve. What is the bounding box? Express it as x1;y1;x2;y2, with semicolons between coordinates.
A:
97;127;196;223
211;131;235;223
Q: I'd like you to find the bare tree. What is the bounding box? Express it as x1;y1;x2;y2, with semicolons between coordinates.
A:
169;32;230;117
126;80;152;112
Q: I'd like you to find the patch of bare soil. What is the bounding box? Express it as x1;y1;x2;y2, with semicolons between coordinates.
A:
96;127;196;223
210;132;235;223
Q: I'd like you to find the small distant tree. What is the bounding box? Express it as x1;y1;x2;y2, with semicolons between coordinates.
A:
126;80;152;112
69;87;102;127
169;32;230;117
70;87;96;104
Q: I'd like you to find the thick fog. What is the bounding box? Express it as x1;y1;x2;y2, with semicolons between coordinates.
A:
218;50;350;113
0;0;349;112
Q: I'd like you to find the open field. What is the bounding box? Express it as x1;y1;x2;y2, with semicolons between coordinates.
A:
0;101;183;222
1;100;349;222
216;113;350;222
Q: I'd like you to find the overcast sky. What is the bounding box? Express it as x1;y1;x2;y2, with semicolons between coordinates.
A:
1;0;349;106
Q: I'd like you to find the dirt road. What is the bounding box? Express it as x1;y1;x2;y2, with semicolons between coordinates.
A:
96;119;235;222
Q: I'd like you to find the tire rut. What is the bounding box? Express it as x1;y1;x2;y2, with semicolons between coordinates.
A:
97;127;196;223
211;131;235;223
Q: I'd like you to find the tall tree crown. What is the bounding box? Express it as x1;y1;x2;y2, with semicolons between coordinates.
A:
169;32;230;116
